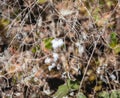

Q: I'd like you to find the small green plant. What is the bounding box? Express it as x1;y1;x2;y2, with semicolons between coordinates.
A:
97;91;109;98
93;8;101;22
0;18;10;26
109;32;118;48
32;45;40;53
53;79;79;98
97;90;120;98
37;0;47;4
114;45;120;54
109;32;120;54
43;38;53;49
76;92;86;98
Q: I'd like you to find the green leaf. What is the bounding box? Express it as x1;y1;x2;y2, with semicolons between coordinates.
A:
117;90;120;97
43;38;53;49
67;79;79;90
109;32;120;54
32;45;40;53
113;45;120;54
77;92;87;98
111;32;117;40
53;84;69;98
97;91;110;98
37;0;47;4
1;18;10;26
109;90;120;98
53;79;79;98
110;90;118;98
32;47;37;53
109;32;118;48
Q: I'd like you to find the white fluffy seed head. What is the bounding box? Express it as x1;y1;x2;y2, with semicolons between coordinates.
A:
51;38;64;49
44;57;51;64
96;67;101;74
53;53;59;62
60;9;74;16
38;17;42;27
110;74;116;80
75;42;84;56
48;63;56;71
78;44;84;55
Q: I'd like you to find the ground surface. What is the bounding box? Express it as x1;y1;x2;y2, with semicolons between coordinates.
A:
0;0;120;98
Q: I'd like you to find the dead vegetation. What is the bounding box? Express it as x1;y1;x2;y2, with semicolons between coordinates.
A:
0;0;120;98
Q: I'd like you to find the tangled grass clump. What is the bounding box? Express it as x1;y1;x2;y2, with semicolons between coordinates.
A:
0;0;120;98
